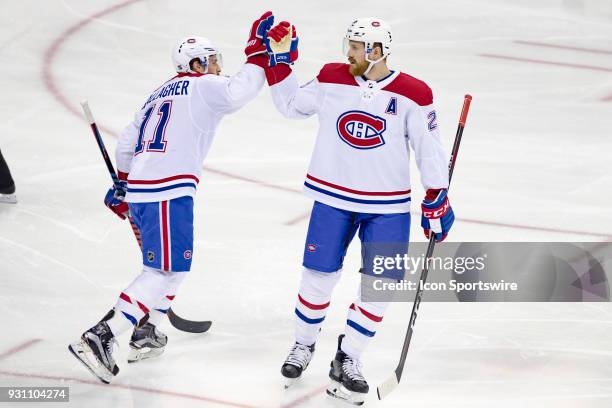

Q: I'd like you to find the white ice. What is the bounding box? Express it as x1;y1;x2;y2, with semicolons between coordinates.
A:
1;0;612;407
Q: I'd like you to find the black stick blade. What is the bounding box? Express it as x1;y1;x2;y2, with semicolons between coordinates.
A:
167;308;212;333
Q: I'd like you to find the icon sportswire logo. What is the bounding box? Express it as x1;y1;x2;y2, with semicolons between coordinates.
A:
336;110;386;149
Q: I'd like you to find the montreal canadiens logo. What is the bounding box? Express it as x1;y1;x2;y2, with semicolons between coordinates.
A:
336;110;386;149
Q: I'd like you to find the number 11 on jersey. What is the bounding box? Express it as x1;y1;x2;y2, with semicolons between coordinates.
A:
135;100;173;155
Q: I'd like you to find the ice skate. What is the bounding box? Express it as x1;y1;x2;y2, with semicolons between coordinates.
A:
0;193;16;203
0;185;16;204
281;342;315;388
68;321;119;384
127;322;168;363
326;335;368;405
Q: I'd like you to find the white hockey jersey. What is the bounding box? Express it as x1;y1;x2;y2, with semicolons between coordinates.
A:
270;63;449;214
115;63;265;203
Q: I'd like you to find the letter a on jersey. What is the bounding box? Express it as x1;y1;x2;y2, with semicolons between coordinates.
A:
336;110;386;149
385;97;397;115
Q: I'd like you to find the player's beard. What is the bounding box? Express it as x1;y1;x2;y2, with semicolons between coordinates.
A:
348;59;370;76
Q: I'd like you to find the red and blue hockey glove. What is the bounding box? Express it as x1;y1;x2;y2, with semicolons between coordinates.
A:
245;11;275;67
421;189;454;242
104;172;129;220
265;21;299;67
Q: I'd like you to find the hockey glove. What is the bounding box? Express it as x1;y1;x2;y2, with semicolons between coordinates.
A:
104;172;129;220
265;21;299;67
421;189;454;242
245;11;274;64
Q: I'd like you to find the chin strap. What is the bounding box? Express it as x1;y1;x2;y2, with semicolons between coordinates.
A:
363;54;387;76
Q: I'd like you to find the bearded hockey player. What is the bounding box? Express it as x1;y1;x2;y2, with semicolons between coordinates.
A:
68;11;279;384
265;18;455;405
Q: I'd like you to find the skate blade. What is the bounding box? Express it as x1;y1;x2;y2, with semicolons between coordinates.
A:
127;346;164;363
326;380;366;406
68;341;114;384
0;194;17;204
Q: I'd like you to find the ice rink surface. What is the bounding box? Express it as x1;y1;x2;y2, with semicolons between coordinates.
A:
1;0;612;406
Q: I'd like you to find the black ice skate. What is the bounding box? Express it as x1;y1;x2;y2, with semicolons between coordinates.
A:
127;322;168;363
281;342;315;388
68;321;119;384
326;334;369;405
0;184;16;204
0;150;16;204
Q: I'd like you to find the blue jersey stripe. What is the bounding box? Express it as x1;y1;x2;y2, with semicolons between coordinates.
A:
295;308;325;324
127;182;197;193
304;182;411;205
346;319;376;337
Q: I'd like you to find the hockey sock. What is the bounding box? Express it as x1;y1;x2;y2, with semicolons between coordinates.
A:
147;271;187;326
341;276;391;359
107;266;181;336
294;268;341;346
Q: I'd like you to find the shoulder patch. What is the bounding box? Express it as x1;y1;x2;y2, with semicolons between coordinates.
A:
381;72;433;106
316;63;358;86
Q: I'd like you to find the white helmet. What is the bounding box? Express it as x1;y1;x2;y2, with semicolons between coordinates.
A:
172;36;222;74
343;18;392;74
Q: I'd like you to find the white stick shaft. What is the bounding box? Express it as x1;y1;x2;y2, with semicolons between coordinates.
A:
80;100;95;124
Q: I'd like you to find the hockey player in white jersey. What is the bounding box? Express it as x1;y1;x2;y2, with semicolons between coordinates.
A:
68;11;278;384
267;19;455;404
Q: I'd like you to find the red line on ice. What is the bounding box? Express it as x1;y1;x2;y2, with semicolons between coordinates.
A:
480;53;612;73
0;339;42;362
284;211;310;226
514;40;612;55
41;0;142;137
458;216;612;239
286;210;611;240
0;370;258;408
204;167;302;195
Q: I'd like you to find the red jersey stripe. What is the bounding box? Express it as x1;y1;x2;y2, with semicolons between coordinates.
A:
161;201;170;271
128;174;200;185
306;174;410;196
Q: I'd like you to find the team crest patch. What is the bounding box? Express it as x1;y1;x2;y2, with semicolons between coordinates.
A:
184;250;192;260
307;244;317;252
336;110;386;149
147;250;155;262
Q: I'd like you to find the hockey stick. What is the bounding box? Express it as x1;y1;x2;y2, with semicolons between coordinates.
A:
377;95;472;400
80;100;212;334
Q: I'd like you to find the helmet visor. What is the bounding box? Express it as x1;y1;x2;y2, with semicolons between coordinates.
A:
199;52;223;73
342;37;350;57
342;38;367;58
